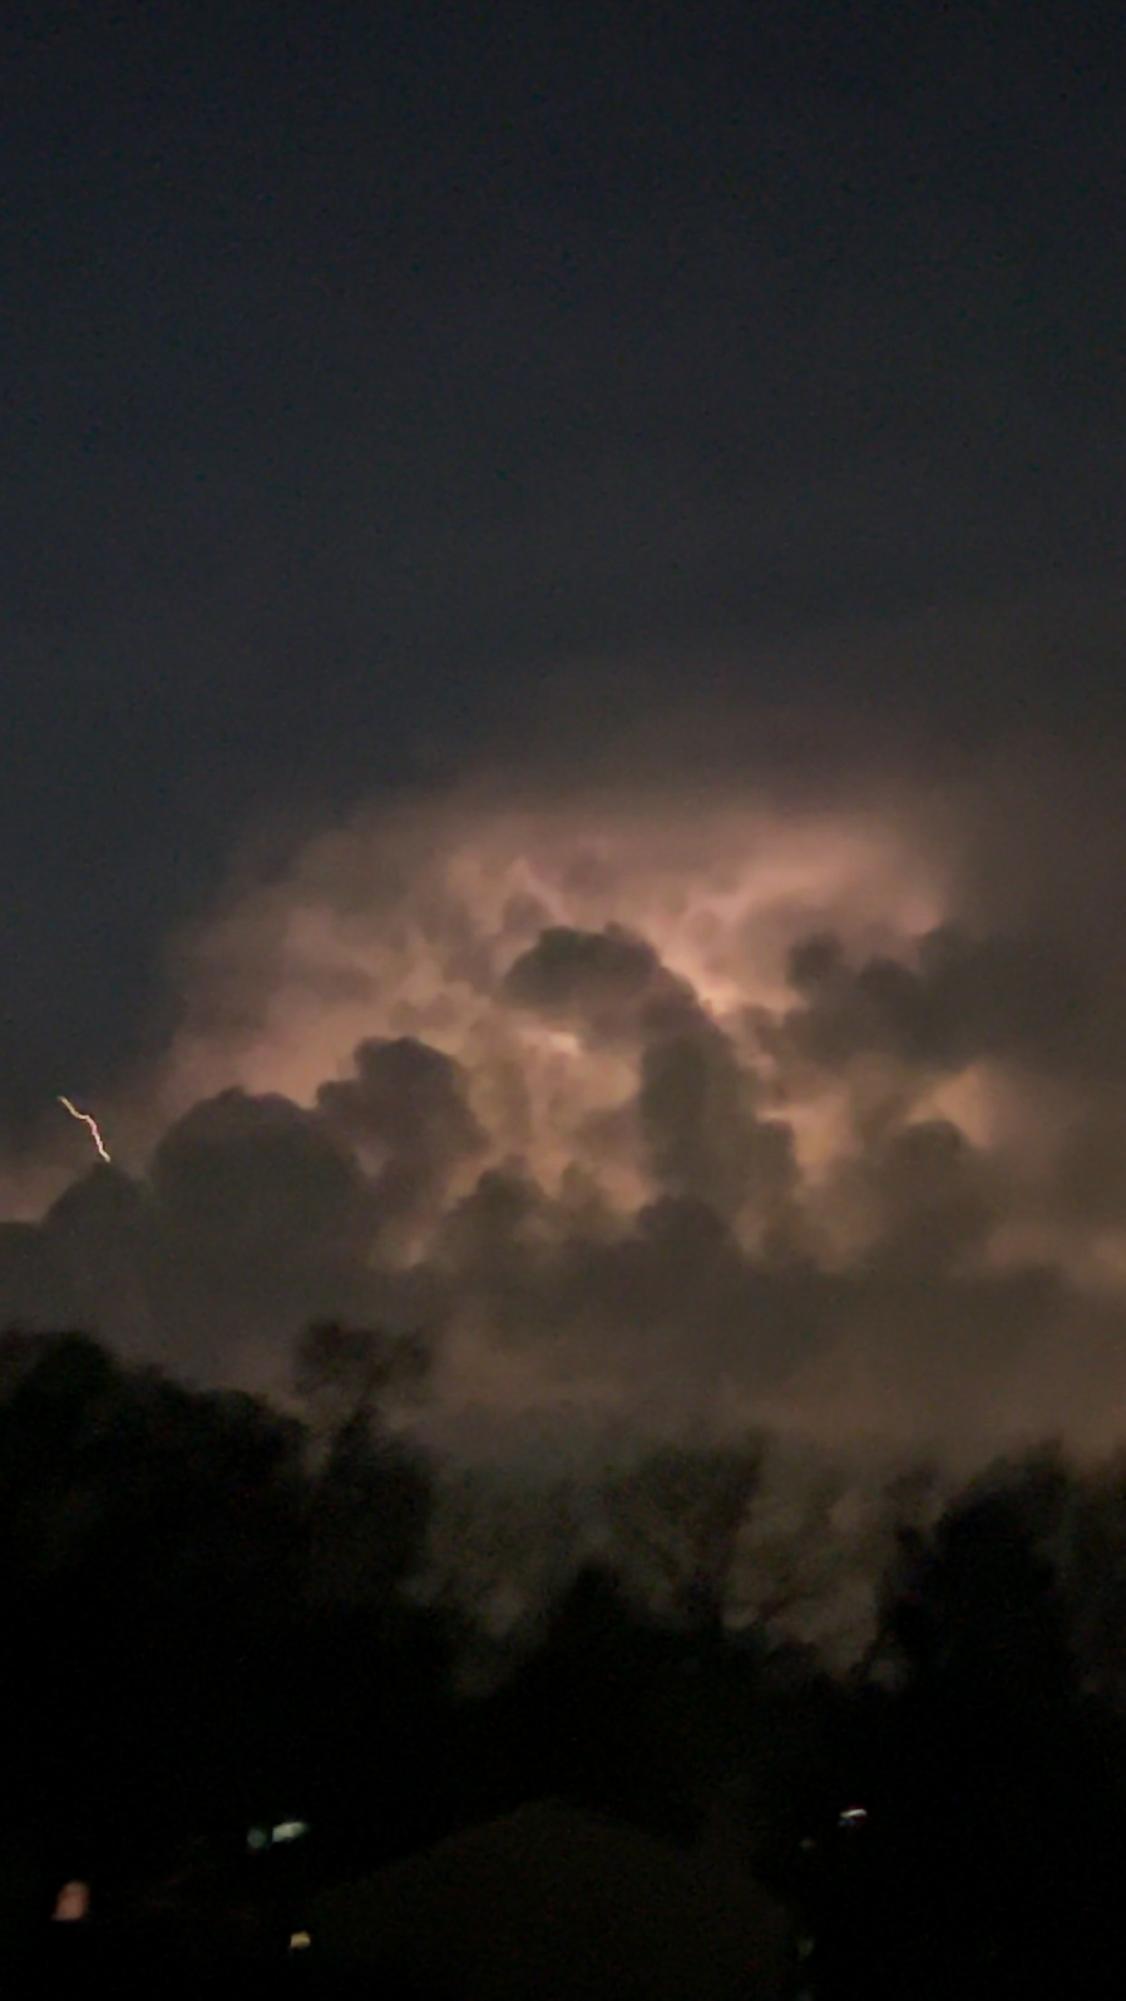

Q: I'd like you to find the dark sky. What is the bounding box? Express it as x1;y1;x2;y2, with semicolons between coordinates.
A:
4;0;1124;1130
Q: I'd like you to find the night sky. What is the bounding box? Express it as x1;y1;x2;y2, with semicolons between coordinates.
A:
6;1;1123;1124
6;4;1126;1496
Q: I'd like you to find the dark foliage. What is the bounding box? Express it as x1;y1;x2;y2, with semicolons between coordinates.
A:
1;1329;1126;1997
0;1328;440;1914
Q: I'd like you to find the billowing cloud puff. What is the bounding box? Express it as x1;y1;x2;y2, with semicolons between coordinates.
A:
638;996;795;1226
504;923;682;1040
318;1035;485;1226
778;925;1087;1076
147;1090;380;1372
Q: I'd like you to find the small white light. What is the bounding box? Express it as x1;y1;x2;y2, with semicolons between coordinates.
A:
838;1805;868;1828
289;1929;312;1951
272;1819;309;1844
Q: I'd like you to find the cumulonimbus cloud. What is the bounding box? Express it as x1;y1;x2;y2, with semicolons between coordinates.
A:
6;738;1126;1472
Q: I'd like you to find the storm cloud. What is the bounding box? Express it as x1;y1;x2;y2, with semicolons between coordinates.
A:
6;737;1126;1477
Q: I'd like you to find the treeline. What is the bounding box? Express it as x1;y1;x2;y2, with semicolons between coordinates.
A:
0;1324;443;1887
2;1326;1126;1992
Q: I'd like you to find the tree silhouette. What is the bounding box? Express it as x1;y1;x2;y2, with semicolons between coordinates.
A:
600;1440;762;1640
294;1318;429;1435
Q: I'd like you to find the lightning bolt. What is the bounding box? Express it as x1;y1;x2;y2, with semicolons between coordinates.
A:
58;1095;112;1164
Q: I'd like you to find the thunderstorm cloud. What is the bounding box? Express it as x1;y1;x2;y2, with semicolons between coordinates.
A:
7;733;1126;1479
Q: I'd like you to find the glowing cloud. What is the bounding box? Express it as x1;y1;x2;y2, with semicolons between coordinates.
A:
1;746;1124;1468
